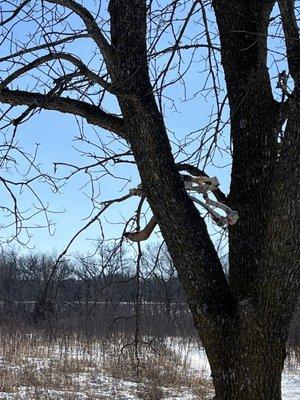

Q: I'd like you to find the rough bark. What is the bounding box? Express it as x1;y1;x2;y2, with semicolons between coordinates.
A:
0;0;299;399
108;1;299;399
211;2;299;398
0;88;125;138
213;0;280;300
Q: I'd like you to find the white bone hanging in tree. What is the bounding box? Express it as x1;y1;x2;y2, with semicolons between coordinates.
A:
124;174;238;242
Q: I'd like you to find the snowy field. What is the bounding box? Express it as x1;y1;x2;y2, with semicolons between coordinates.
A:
0;334;299;399
168;338;300;400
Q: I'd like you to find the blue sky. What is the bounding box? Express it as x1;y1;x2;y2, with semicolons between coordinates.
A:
0;1;287;257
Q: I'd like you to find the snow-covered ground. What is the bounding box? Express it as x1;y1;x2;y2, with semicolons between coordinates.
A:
0;337;299;399
0;337;211;400
282;374;300;399
168;338;300;400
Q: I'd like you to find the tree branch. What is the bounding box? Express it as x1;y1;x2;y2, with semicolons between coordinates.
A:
0;34;88;62
45;0;114;70
278;0;300;87
0;52;113;93
0;0;30;26
109;0;233;319
151;43;220;57
213;0;279;300
0;88;126;139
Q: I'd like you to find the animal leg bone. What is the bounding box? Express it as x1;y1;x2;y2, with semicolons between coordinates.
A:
125;173;238;242
124;216;157;242
203;195;239;225
188;195;228;227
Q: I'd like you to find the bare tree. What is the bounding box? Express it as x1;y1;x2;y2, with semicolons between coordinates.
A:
143;243;179;315
0;1;299;398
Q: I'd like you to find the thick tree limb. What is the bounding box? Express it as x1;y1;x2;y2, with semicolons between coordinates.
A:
261;3;300;318
213;0;279;300
110;0;233;320
260;99;300;333
0;88;126;138
278;0;300;87
45;0;114;70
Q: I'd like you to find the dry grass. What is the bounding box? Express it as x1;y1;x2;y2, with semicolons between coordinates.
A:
102;341;213;398
0;329;213;400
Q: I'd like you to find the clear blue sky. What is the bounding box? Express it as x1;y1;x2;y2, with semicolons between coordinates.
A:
0;1;286;257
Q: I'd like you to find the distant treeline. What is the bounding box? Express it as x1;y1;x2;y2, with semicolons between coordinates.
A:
0;248;299;345
0;249;185;304
0;247;192;338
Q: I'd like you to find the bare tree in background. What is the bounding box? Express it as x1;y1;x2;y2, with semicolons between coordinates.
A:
143;243;178;315
0;1;299;398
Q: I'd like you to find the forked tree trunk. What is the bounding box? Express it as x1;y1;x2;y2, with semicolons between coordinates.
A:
108;1;299;399
0;1;297;399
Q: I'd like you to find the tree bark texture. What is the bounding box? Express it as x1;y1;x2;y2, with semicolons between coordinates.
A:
108;1;300;399
0;0;299;399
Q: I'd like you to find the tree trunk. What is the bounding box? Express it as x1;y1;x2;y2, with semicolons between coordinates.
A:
107;2;299;399
203;312;287;399
0;2;298;398
212;348;284;400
